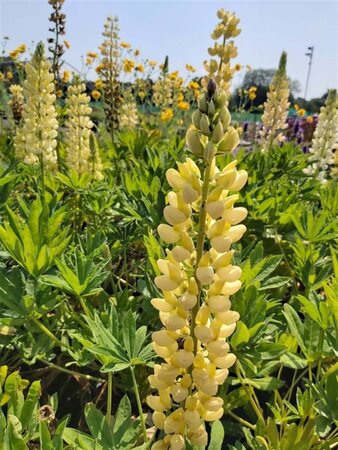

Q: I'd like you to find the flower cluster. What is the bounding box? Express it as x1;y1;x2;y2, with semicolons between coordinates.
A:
203;9;241;98
260;51;290;152
14;43;58;170
9;43;26;61
8;84;24;125
119;89;139;130
147;79;247;449
306;89;338;180
97;16;121;134
64;76;94;175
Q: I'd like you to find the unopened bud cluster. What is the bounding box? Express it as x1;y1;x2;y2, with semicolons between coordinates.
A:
260;51;290;152
65;77;94;175
147;79;248;449
14;43;58;170
204;9;241;98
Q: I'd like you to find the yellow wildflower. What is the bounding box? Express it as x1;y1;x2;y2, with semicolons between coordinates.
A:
120;41;131;49
6;71;13;80
306;116;314;124
248;86;257;100
177;101;190;111
188;81;200;91
123;58;135;73
160;108;174;122
87;51;98;59
56;89;63;98
186;64;196;73
95;63;105;73
9;50;19;60
148;60;157;67
138;91;146;100
234;63;242;71
62;70;71;83
64;40;71;49
177;92;184;102
91;90;101;101
0;72;4;81
95;80;104;90
135;64;144;73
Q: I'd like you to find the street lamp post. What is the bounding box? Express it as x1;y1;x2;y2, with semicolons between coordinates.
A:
304;46;314;100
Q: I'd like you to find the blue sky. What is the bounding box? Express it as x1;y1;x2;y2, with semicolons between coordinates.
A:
0;0;337;98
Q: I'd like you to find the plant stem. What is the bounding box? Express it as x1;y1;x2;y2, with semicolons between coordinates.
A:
31;316;69;350
191;154;213;348
226;409;256;430
130;366;148;443
235;363;265;424
106;372;113;424
39;358;104;383
79;295;91;318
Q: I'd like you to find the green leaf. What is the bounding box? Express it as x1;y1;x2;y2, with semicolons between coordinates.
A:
280;352;307;369
122;311;136;359
231;321;250;349
208;420;224;449
283;304;306;354
39;420;53;450
85;403;114;448
240;377;284;391
3;416;28;450
20;380;41;429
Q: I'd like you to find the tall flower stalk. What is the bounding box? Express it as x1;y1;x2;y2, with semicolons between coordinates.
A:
306;89;338;180
64;75;94;175
203;9;241;98
147;79;247;449
97;15;121;136
260;51;290;152
14;42;58;185
47;0;67;88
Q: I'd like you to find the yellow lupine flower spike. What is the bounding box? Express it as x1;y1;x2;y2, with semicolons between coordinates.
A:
147;78;248;449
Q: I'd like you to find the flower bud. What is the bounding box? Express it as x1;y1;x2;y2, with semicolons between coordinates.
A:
211;120;224;143
218;126;239;152
186;127;204;156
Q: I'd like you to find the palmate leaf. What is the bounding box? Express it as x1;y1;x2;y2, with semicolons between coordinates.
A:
0;199;70;277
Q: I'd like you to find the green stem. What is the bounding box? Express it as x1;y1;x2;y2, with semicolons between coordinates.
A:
191;155;213;348
316;329;324;381
226;409;256;430
235;363;265;424
40;155;46;206
31;316;69;351
78;295;91;318
39;358;104;383
106;372;113;424
130;366;148;443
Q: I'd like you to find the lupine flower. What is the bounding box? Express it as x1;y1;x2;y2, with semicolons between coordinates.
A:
147;79;247;449
64;76;94;176
260;51;290;152
98;15;121;134
203;9;241;98
14;42;58;169
306;89;338;180
119;89;139;130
